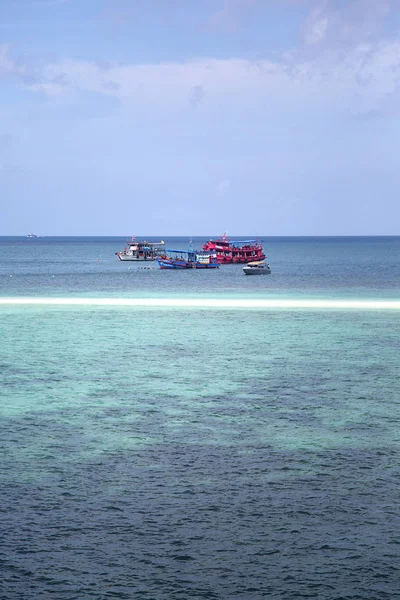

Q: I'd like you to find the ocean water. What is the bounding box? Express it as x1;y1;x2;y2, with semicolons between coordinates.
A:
1;235;400;300
1;236;400;600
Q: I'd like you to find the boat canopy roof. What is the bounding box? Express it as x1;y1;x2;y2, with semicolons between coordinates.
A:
167;248;193;254
247;260;266;266
230;240;258;244
128;240;164;246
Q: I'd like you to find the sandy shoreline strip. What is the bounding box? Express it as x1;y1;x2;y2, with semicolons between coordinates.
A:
1;297;400;310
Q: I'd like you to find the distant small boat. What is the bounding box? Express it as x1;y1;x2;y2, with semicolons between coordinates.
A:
243;260;271;275
27;233;38;238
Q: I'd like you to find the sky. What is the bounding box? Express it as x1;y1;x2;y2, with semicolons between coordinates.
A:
1;0;400;236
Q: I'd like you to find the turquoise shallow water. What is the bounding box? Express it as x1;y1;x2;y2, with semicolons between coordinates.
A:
1;237;400;599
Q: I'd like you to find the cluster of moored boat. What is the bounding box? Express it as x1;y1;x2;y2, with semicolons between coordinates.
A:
116;235;271;274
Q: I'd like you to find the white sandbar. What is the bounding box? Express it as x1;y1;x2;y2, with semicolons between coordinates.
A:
1;297;400;310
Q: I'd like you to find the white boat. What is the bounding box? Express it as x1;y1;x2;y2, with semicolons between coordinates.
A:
243;260;271;275
116;238;165;261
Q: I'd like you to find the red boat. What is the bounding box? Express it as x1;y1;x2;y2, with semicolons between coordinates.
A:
202;234;265;264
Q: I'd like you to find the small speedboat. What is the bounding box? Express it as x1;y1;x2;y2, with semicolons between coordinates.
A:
243;260;271;275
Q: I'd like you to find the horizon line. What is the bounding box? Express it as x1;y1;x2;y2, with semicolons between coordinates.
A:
1;234;400;238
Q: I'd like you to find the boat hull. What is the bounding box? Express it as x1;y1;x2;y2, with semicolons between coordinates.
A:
116;253;156;261
219;255;266;264
157;259;219;269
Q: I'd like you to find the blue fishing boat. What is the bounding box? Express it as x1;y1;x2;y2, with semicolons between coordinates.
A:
157;247;219;269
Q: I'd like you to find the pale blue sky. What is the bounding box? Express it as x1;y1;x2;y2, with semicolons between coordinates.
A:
1;0;400;235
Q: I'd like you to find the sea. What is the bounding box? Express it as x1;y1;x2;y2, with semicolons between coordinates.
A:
1;236;400;600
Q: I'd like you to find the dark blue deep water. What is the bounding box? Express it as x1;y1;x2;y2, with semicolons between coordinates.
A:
1;235;400;299
1;237;400;599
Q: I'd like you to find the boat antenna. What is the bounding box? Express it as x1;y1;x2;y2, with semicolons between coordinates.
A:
188;238;193;252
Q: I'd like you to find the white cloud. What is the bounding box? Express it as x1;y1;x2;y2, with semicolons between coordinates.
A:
216;179;231;196
37;44;400;117
304;2;330;45
0;44;27;78
303;0;392;48
0;45;14;74
190;84;206;107
2;31;400;120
